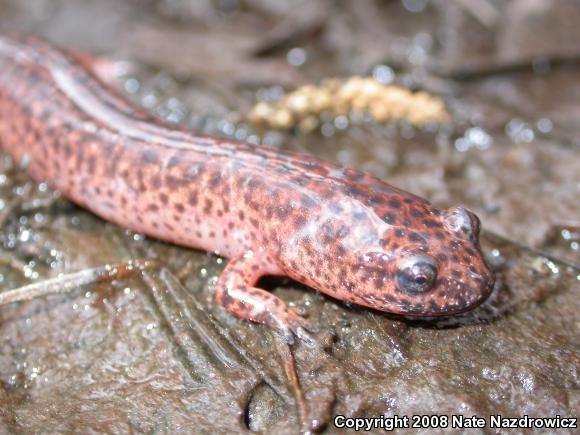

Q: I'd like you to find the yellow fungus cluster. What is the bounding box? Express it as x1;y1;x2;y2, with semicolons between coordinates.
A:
249;77;451;132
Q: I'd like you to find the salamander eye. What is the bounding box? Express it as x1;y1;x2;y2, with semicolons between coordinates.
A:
396;255;437;294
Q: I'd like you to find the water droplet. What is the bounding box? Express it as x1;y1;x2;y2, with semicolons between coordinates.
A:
372;65;395;84
321;122;335;137
402;0;429;13
466;127;493;150
334;115;349;130
287;47;307;67
536;118;553;133
506;118;535;143
124;78;141;94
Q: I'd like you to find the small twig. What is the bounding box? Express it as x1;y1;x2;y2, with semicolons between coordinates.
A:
275;339;310;432
452;0;499;29
482;229;580;273
0;260;156;306
430;53;580;81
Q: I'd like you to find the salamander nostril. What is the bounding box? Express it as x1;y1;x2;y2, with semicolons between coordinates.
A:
443;206;481;243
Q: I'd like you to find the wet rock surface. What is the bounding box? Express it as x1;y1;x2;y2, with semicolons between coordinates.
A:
0;1;578;433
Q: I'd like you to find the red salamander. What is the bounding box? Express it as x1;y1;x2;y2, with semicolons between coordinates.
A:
0;35;494;339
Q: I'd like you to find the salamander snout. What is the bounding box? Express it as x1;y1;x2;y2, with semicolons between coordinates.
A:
371;206;494;316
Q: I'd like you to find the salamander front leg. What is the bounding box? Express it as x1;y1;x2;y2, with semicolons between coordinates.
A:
215;254;313;344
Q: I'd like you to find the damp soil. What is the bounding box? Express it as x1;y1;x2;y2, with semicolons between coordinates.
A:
0;1;578;433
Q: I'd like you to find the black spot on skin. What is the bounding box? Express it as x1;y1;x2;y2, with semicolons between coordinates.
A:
382;293;396;304
209;172;222;188
452;271;462;279
159;193;169;205
165;174;186;189
394;229;404;238
388;199;402;209
247;178;262;190
275;206;289;219
409;232;423;243
411;208;422;218
403;219;411;227
301;195;316;208
142;150;159;164
347;185;367;198
383;214;395;224
293;215;306;227
434;231;446;240
203;199;213;214
238;211;245;221
218;288;236;308
87;155;96;175
249;218;259;228
374;274;385;290
175;203;185;213
188;191;198;206
335;244;346;257
166;153;184;168
366;195;382;206
147;204;159;212
151;175;162;190
425;219;443;228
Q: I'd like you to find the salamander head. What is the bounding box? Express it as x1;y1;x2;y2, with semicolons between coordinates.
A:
283;200;495;317
348;205;495;316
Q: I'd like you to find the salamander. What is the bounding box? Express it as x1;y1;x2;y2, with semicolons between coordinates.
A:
0;34;494;340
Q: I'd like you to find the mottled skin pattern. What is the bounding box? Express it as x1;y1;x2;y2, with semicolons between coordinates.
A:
0;35;494;339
